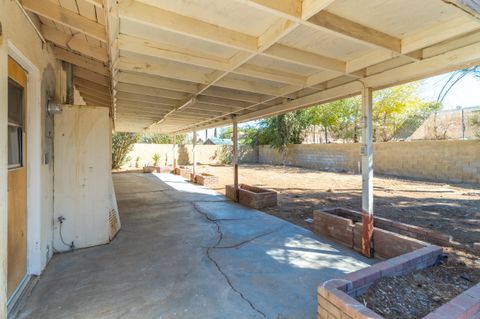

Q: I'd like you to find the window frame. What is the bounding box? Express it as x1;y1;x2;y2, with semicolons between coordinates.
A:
7;77;25;170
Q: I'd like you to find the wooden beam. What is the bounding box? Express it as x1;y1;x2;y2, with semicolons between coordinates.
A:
118;34;311;86
442;0;480;20
188;102;243;113
196;96;248;109
308;11;401;52
346;17;479;74
237;41;480;123
116;101;224;117
41;25;108;62
234;64;307;86
201;87;266;103
83;0;104;8
115;91;179;106
74;77;111;95
263;44;345;72
117;56;215;85
214;77;281;96
68;33;108;62
241;0;302;18
115;83;189;100
115;104;172;113
117;34;231;71
77;85;111;100
83;97;110;107
401;17;479;53
74;66;111;87
257;18;298;51
53;47;109;76
118;0;257;52
115;72;198;94
301;0;336;20
80;91;111;104
21;0;107;42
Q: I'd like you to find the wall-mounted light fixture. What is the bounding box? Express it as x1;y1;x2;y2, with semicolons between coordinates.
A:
47;98;62;115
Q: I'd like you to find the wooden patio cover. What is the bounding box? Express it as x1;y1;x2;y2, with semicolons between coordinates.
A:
20;0;480;133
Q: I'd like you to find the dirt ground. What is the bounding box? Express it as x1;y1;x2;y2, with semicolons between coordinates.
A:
196;164;480;249
356;248;480;319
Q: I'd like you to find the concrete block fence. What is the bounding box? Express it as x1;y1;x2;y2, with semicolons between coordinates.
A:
125;140;480;184
259;140;480;184
126;143;258;167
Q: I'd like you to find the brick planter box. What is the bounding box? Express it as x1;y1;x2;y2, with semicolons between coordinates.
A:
314;209;430;260
225;184;277;209
194;173;219;187
318;207;453;247
318;246;480;319
174;167;191;179
143;166;159;173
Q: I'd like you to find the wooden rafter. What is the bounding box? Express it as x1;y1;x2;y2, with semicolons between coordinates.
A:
53;47;109;76
308;11;401;52
21;0;107;42
41;25;108;62
75;66;111;87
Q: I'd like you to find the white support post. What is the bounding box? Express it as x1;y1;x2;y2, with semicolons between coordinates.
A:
232;117;239;201
192;128;197;178
361;86;374;257
172;134;177;171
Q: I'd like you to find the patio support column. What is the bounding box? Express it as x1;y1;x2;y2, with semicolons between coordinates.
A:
361;86;374;258
172;135;177;171
192;128;197;177
232;116;239;202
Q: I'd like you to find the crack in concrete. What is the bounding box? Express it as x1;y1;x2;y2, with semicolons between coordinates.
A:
192;203;267;318
216;225;286;249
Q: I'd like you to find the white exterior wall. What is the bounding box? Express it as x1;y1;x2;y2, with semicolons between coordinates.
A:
53;106;118;251
0;2;64;317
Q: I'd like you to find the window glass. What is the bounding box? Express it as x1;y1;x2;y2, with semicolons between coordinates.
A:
8;78;24;126
8;126;22;167
8;78;24;168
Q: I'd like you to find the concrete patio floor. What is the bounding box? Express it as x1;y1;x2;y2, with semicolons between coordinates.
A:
18;173;375;319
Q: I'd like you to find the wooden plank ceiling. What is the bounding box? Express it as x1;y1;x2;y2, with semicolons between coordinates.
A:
21;0;480;133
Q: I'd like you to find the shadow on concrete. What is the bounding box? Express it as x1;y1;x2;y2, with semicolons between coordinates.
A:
18;172;375;319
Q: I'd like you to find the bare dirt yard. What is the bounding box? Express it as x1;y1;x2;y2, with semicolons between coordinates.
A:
197;164;480;249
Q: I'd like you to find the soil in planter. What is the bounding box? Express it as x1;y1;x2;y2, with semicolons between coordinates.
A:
356;248;480;319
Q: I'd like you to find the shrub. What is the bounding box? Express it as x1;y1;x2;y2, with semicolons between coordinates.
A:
112;132;138;169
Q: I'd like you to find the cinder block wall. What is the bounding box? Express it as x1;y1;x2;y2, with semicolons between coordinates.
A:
259;140;480;184
126;144;258;167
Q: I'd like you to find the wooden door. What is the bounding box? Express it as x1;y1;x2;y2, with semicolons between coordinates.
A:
7;57;28;298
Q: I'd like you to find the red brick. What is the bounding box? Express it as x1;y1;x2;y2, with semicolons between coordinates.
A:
319;296;342;318
318;304;329;319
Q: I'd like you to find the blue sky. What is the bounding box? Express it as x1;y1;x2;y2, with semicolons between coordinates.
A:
420;72;480;110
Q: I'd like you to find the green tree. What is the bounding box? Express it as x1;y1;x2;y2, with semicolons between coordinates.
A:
260;110;311;150
112;132;138;169
140;133;186;144
308;97;361;143
218;127;233;139
471;111;480;138
373;83;429;142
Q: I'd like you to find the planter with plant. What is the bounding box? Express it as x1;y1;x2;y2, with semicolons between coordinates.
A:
143;153;161;173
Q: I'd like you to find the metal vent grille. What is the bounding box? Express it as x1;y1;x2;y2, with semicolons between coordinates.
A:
108;209;120;240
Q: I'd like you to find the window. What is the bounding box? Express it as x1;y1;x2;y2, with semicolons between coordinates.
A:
8;78;24;169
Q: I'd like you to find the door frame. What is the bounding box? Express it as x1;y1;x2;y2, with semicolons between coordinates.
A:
6;41;43;307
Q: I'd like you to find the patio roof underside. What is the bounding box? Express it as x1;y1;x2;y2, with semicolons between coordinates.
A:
21;0;480;133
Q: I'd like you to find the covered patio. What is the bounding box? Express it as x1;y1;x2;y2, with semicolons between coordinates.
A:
2;0;480;318
18;173;373;319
